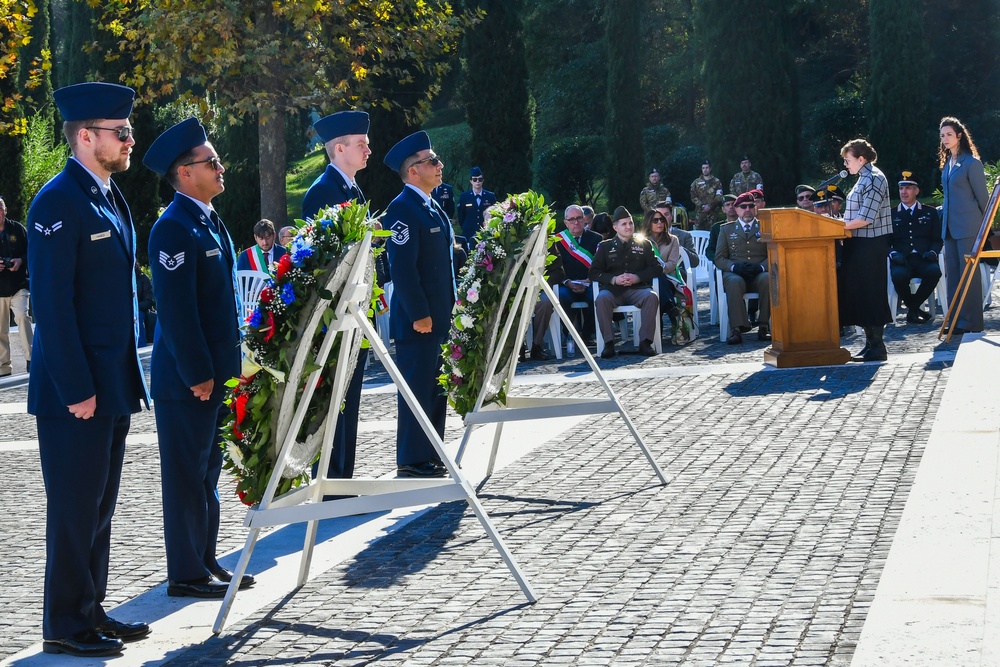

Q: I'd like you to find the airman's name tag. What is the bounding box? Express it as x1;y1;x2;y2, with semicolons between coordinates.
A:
90;231;112;241
206;248;221;257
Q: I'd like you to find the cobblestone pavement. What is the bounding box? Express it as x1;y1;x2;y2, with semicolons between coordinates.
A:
0;285;985;665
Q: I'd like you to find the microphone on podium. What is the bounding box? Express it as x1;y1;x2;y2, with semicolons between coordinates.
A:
816;170;848;190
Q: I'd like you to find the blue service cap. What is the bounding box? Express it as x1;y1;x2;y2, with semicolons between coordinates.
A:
142;118;208;176
314;111;370;144
384;131;431;172
470;166;483;178
54;82;135;121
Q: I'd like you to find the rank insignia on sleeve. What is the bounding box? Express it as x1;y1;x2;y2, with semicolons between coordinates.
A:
390;220;410;245
159;250;185;270
34;221;63;236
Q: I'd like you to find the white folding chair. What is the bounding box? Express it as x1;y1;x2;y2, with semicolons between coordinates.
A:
689;230;712;286
715;267;758;341
593;278;662;355
236;269;270;323
886;259;941;324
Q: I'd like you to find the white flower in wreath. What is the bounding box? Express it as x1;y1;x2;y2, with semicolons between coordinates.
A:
459;313;475;329
452;366;464;378
226;442;246;470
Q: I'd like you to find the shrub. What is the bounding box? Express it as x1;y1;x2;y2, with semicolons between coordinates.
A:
20;116;68;215
534;135;605;210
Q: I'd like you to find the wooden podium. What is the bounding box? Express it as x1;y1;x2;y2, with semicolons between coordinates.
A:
758;208;852;368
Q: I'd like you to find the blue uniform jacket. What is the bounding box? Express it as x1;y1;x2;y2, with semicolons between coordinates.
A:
26;159;148;416
148;194;240;402
302;164;362;220
457;188;497;240
432;183;456;219
385;187;455;340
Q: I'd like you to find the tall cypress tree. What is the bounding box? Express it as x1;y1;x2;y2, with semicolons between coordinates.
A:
696;0;801;205
463;0;533;198
604;0;644;212
869;0;930;184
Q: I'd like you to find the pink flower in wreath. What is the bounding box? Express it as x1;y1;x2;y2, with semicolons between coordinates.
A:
479;253;493;271
451;344;463;360
451;374;464;385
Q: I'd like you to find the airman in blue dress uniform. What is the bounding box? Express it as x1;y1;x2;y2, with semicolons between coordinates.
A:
303;110;372;486
28;82;151;657
384;131;455;477
457;166;497;241
143;118;255;599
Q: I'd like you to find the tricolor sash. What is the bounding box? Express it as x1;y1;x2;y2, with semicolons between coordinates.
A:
247;245;270;274
557;230;593;267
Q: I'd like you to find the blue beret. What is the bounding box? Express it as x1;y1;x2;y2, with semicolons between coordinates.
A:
314;111;370;144
142;117;208;176
384;131;431;172
54;82;135;121
470;166;483;178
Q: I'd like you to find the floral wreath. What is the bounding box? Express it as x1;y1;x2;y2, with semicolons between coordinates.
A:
439;191;552;416
220;202;386;506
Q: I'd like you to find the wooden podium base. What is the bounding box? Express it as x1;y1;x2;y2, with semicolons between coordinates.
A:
764;346;852;368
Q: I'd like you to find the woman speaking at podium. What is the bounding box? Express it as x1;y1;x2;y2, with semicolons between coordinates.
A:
838;138;892;362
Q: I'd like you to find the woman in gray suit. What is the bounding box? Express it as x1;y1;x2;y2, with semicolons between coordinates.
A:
940;116;990;334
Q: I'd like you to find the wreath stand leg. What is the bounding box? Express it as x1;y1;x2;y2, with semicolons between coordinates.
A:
453;223;667;487
214;235;537;634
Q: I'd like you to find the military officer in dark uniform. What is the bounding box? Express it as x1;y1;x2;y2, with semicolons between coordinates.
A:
715;192;771;344
432;181;456;220
889;171;942;323
302;111;373;487
383;131;455;477
457;166;497;241
143;118;254;599
28;82;150;657
589;206;661;358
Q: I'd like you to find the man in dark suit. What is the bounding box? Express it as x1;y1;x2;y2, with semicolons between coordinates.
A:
432;181;456;220
143;118;254;599
457;166;497;241
236;218;286;274
889;171;942;324
27;82;150;657
383;131;455;477
530;204;602;358
302;110;372;487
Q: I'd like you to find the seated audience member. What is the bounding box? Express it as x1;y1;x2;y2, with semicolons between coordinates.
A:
236;219;287;275
278;225;295;247
715;192;771;344
529;205;601;359
581;205;595;230
889;170;942;323
590;212;615;241
708;194;739;266
642;209;682;326
828;185;846;219
653;201;699;277
795;184;816;211
749;188;765;210
589;207;661;358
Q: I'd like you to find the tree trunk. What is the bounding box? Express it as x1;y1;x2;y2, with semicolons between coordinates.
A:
258;113;288;225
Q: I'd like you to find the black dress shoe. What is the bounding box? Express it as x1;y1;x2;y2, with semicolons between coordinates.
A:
758;324;771;341
529;344;550;361
638;339;657;356
727;328;742;345
43;630;123;657
167;576;229;598
862;344;888;362
98;617;150;641
208;565;256;589
600;343;616;359
397;461;448;478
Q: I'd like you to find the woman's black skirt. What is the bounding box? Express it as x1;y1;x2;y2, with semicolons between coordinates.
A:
838;235;892;327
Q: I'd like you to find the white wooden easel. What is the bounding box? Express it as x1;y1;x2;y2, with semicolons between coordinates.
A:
454;222;667;485
213;231;536;633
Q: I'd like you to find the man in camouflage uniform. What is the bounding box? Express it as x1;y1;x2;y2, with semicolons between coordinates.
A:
729;155;763;195
715;192;770;345
689;159;724;230
638;168;670;214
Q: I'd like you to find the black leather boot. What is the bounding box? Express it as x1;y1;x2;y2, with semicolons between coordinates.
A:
851;327;873;362
862;325;888;361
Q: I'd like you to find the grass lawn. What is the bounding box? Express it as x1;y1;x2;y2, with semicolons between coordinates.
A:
286;147;328;221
